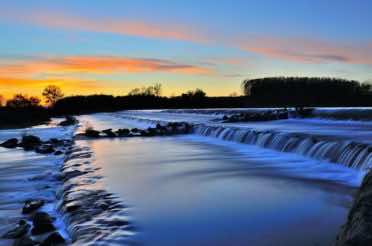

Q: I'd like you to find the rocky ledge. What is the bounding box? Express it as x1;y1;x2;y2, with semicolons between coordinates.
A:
335;171;372;246
77;122;192;139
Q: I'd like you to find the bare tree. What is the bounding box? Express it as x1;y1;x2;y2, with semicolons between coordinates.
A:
153;83;162;97
42;85;64;106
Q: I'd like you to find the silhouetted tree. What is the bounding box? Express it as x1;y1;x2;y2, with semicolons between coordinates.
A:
153;83;162;97
0;95;4;106
42;85;64;106
6;94;41;108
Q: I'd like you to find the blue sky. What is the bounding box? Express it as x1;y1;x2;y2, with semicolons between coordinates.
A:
0;0;371;98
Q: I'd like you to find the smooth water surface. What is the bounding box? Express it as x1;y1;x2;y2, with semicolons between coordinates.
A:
86;136;355;246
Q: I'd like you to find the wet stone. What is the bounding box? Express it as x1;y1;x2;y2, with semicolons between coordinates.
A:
22;199;45;214
0;138;18;148
31;212;56;235
40;232;66;246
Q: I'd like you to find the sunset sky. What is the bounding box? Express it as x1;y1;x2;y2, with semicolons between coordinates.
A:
1;0;372;99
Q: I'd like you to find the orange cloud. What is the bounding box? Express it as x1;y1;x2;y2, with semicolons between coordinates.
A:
238;37;372;64
0;56;212;77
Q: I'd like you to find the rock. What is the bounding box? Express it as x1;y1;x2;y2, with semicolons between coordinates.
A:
2;220;30;239
0;138;18;148
13;236;36;246
116;128;130;137
40;232;66;246
131;128;139;133
59;116;77;126
84;129;100;138
102;129;116;137
22;199;45;214
335;170;372;246
35;144;55;154
54;151;63;156
31;212;55;235
20;135;42;151
62;170;87;181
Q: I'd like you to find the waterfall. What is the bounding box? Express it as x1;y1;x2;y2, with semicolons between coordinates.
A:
193;124;372;170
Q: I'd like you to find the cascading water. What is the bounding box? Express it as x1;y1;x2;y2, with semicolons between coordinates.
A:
193;124;372;170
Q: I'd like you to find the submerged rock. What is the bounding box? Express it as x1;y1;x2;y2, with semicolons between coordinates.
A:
31;212;55;235
0;138;18;148
54;150;63;156
22;199;45;214
2;220;30;239
35;144;55;154
40;232;66;246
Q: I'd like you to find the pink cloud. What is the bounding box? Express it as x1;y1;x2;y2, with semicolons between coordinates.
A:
238;36;372;64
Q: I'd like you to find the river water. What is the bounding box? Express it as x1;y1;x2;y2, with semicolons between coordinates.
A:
1;109;371;245
77;111;364;245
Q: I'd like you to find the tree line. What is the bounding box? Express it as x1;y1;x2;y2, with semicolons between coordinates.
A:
1;77;372;128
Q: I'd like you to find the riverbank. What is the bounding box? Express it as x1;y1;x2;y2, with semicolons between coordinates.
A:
335;170;372;246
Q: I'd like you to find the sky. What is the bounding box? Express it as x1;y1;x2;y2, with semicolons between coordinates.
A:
0;0;372;99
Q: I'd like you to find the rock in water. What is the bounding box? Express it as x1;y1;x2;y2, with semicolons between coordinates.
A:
31;212;56;235
35;144;55;154
13;236;36;246
20;135;42;150
102;129;116;137
59;115;77;126
0;138;18;148
84;129;100;138
40;232;66;246
22;199;45;214
1;220;30;239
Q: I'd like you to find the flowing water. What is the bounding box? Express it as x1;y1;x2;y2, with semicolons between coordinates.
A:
1;109;372;245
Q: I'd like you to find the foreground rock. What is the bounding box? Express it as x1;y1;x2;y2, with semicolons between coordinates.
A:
0;138;18;148
335;171;372;246
31;212;56;235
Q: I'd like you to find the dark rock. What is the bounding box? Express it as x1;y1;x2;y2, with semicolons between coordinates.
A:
20;135;42;151
13;236;36;246
31;212;55;235
59;115;78;126
40;232;66;246
102;129;116;137
84;129;100;138
0;138;18;148
2;221;30;239
35;144;55;154
116;128;130;136
131;128;139;133
54;150;63;156
22;199;45;214
65;204;81;213
62;170;87;181
335;171;372;246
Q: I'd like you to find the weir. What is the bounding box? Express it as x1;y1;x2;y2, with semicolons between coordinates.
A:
193;124;372;170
